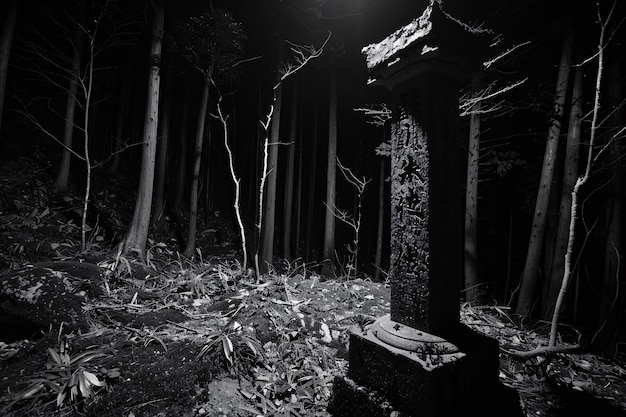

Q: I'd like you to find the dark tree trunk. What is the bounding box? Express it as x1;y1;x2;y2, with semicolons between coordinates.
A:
283;84;298;259
596;53;624;354
294;96;304;258
543;67;582;319
374;157;386;282
464;77;482;303
51;29;83;194
0;0;17;142
174;95;190;209
322;70;337;265
152;59;174;224
106;70;130;175
305;94;319;262
184;76;211;257
516;33;573;316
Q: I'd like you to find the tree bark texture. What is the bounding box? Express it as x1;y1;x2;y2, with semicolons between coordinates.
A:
152;59;174;223
516;33;573;316
0;0;18;142
305;96;319;262
260;80;283;270
597;53;624;353
106;72;129;175
464;83;481;303
549;13;608;346
374;157;386;282
124;2;164;255
322;70;338;263
184;76;210;257
543;66;582;319
282;84;298;259
294;98;304;258
52;29;83;194
174;96;189;209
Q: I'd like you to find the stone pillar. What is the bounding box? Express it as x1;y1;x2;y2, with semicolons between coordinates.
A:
328;2;523;416
388;72;462;335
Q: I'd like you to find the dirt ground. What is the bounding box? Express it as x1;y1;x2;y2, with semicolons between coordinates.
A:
1;149;626;417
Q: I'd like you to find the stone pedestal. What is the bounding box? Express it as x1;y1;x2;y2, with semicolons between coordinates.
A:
328;2;523;416
329;321;523;417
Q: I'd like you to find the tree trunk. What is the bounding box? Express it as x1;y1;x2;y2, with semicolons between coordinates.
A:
203;107;213;218
322;70;337;265
260;79;283;270
294;97;304;258
249;76;263;214
516;33;573;316
282;84;298;259
464;80;482;304
543;66;582;319
152;59;174;224
124;2;164;255
305;94;319;262
184;75;210;258
51;28;83;194
106;72;129;175
0;0;17;142
217;87;248;270
374;157;386;282
174;96;190;209
597;53;623;353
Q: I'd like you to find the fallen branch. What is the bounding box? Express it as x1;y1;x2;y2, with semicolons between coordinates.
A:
502;344;582;361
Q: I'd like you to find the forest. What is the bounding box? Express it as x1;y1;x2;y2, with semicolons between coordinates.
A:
0;0;626;415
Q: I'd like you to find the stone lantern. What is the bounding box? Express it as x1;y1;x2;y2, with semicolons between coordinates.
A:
328;2;523;416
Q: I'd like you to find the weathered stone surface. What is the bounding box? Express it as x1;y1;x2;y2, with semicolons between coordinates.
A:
328;376;397;417
0;265;89;341
388;75;464;334
342;327;466;416
329;324;524;417
330;2;523;416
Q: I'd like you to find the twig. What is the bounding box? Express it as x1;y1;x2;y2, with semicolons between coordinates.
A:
503;344;581;361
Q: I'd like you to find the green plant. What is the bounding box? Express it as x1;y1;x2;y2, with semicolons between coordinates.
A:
4;341;119;412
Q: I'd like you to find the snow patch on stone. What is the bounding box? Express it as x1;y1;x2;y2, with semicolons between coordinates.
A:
421;44;438;55
362;1;434;70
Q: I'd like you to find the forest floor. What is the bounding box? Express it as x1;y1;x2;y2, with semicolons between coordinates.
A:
1;152;626;416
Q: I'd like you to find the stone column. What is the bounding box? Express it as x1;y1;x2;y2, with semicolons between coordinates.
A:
328;2;523;416
388;71;463;335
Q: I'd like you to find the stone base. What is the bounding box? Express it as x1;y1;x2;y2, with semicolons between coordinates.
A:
327;318;523;417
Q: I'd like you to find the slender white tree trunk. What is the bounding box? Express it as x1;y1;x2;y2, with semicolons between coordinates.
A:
549;4;612;346
260;79;283;270
215;84;248;270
